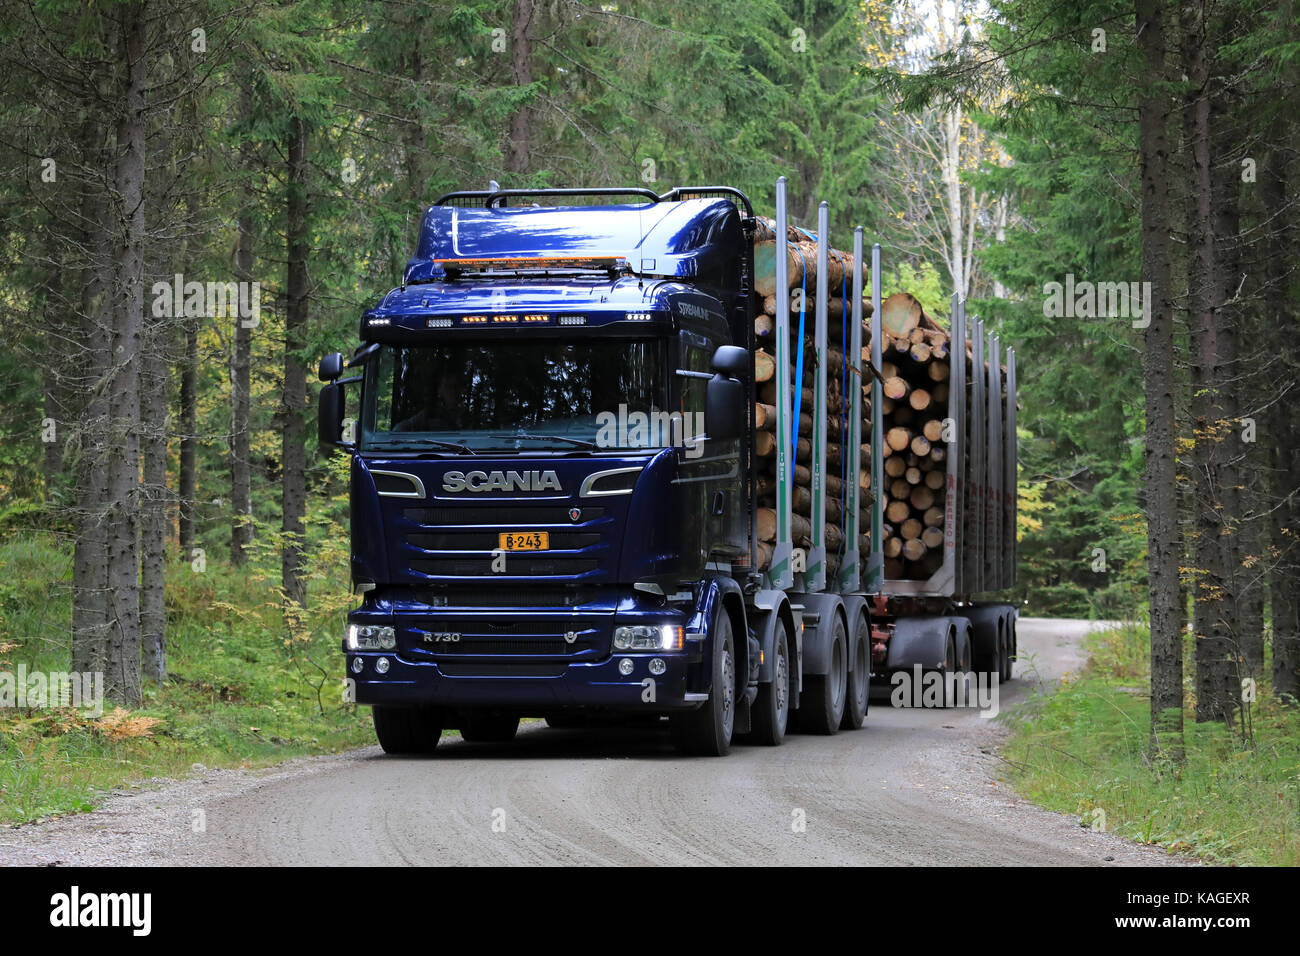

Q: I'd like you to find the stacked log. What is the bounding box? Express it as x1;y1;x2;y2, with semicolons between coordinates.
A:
873;293;952;582
751;221;873;573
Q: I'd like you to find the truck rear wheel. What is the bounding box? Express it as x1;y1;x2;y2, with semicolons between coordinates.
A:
372;706;443;755
460;712;520;743
750;619;790;746
797;615;847;734
1003;616;1017;683
841;615;870;730
673;611;736;756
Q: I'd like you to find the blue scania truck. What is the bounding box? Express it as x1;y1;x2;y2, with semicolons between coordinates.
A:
318;179;1020;756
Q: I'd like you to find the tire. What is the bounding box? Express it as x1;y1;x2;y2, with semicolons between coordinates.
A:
998;623;1012;684
673;609;736;756
841;615;870;730
925;631;958;709
460;712;520;743
750;619;791;746
1005;616;1017;683
797;614;847;734
372;706;443;755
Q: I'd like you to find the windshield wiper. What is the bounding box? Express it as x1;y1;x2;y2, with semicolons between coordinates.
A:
370;439;477;455
487;432;598;450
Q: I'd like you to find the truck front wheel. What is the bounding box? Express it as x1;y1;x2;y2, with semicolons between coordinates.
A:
749;618;790;746
673;610;736;756
372;706;444;755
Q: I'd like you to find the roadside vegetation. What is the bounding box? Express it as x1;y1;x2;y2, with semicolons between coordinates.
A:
1003;623;1300;866
0;529;371;827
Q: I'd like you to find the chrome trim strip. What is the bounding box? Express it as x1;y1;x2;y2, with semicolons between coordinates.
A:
579;466;643;498
371;469;426;498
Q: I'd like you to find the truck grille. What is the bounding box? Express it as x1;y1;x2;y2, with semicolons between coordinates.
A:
399;502;613;583
402;620;604;661
415;587;602;608
410;557;600;576
404;506;606;524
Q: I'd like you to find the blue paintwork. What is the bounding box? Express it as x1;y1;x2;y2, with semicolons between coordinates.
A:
404;198;742;283
342;195;752;716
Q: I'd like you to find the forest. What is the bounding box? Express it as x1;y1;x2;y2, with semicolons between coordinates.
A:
0;0;1297;793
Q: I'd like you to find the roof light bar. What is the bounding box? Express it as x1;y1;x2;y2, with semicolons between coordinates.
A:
434;255;628;272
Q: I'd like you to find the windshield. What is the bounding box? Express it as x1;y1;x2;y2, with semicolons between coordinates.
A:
361;338;669;453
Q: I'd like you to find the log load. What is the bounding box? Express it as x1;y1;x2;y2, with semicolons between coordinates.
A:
749;233;966;578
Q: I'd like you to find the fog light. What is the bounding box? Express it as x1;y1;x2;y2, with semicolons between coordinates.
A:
618;658;635;676
375;657;390;674
350;657;364;674
648;658;666;676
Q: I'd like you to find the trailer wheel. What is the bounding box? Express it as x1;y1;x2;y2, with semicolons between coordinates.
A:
1004;616;1017;683
460;712;520;743
673;610;736;756
797;615;847;734
372;706;443;755
841;615;870;730
924;632;958;709
750;618;790;746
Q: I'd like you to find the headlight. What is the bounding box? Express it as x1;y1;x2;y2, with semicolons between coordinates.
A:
347;623;396;650
613;624;683;651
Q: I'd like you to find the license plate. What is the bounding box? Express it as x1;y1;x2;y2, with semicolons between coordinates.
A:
499;531;549;551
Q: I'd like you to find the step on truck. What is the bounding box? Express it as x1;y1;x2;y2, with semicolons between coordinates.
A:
318;179;1020;756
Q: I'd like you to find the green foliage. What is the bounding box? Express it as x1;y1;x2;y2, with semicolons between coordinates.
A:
0;530;372;826
1003;623;1300;865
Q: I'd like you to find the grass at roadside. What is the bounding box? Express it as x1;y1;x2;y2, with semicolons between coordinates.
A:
1001;622;1300;865
0;531;373;826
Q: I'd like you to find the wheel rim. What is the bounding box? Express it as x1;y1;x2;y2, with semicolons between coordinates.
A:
774;637;789;732
720;632;735;739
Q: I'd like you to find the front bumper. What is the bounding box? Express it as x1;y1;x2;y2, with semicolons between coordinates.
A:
343;589;704;712
346;648;701;710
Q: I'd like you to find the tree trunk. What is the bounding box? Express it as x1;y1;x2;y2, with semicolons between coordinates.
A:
1137;0;1184;759
1210;74;1260;677
1183;0;1239;725
507;0;535;175
103;0;148;705
282;114;309;608
140;277;168;684
1263;126;1300;701
178;312;197;552
231;83;255;566
72;125;111;681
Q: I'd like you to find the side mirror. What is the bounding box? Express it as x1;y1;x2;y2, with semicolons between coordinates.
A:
705;372;745;442
318;382;345;453
711;345;749;378
319;352;344;382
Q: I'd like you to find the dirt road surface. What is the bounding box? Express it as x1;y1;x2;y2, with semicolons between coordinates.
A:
1;617;1186;866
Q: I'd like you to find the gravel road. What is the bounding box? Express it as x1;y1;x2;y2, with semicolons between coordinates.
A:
0;617;1186;866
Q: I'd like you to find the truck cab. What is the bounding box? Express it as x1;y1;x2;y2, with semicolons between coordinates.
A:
319;187;761;754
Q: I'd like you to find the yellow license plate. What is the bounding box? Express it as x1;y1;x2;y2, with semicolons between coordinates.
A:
499;531;549;551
